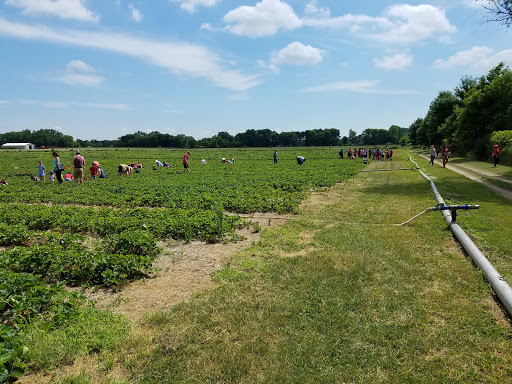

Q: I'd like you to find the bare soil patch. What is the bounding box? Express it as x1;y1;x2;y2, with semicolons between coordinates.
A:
84;214;291;322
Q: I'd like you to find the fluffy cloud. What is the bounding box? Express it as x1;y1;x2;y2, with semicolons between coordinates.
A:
304;0;330;17
373;4;456;43
271;42;324;66
129;4;143;22
172;0;217;13
223;0;302;37
5;0;99;22
58;60;104;87
433;46;512;71
0;18;261;92
373;52;413;70
303;4;456;44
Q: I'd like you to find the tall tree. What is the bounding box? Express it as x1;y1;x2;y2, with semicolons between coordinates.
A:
483;0;512;26
422;91;457;146
348;129;357;144
452;63;512;157
408;118;423;146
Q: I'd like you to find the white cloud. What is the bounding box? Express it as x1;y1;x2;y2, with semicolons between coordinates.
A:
373;52;413;70
19;99;132;110
303;4;456;44
172;0;217;13
128;4;143;22
462;0;486;9
257;59;279;73
5;0;99;22
271;42;324;66
77;102;132;110
373;4;456;44
305;0;330;17
0;100;11;104
66;59;95;73
59;72;104;87
20;99;68;108
433;46;512;71
223;0;302;37
58;60;104;87
0;18;261;92
304;80;419;94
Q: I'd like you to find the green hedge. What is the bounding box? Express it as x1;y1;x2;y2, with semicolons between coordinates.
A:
490;130;512;166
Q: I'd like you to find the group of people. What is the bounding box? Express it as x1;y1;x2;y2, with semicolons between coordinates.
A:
49;150;106;183
24;150;192;183
338;147;393;161
428;143;501;168
428;145;451;168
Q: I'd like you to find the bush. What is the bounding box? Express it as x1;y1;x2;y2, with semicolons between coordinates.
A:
490;130;512;166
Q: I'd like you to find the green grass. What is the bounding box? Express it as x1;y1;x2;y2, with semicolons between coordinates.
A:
19;150;512;383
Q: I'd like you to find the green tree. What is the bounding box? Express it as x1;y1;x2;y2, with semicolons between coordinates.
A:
388;125;401;143
452;63;512;157
422;91;457;146
348;129;357;144
408;118;423;146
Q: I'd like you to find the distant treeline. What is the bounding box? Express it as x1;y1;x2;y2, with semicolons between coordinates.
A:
408;62;512;162
0;126;408;149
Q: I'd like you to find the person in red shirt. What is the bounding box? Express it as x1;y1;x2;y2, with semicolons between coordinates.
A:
89;163;98;180
493;144;500;167
183;151;190;173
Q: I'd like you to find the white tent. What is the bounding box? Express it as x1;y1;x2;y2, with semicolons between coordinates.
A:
1;143;36;149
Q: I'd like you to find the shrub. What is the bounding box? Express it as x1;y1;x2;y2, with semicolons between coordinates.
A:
490;130;512;166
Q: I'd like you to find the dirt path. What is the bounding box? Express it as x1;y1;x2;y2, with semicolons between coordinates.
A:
86;214;291;322
413;152;512;202
452;162;512;185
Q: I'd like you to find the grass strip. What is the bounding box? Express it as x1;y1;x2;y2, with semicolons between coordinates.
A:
26;151;512;383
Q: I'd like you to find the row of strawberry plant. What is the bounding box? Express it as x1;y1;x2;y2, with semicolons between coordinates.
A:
0;149;364;212
0;204;243;243
0;271;86;382
0;246;156;287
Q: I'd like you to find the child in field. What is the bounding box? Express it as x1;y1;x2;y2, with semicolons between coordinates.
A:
98;167;106;178
37;160;46;182
1;177;8;186
48;170;55;181
64;172;73;181
31;175;40;182
89;163;98;180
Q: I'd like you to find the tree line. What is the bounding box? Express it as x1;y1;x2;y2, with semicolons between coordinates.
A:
1;125;411;149
408;62;512;160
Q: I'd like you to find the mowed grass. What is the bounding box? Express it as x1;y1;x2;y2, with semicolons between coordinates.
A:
28;150;512;383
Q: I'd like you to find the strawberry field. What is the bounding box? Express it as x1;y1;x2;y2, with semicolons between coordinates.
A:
0;147;362;381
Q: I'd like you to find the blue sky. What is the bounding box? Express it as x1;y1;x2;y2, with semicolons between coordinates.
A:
0;0;510;141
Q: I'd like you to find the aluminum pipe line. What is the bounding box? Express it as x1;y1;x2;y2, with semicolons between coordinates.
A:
409;154;512;316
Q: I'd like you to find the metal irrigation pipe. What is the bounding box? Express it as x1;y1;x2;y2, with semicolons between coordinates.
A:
408;153;512;317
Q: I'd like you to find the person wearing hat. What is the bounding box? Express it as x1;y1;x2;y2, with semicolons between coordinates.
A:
89;162;99;180
493;144;500;167
72;150;85;184
296;156;306;165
